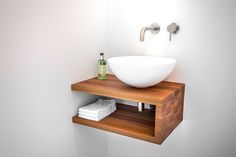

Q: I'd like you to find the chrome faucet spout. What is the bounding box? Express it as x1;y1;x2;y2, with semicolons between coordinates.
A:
139;23;160;42
140;27;150;41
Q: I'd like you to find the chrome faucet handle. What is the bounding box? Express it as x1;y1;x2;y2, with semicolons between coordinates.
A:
167;23;179;41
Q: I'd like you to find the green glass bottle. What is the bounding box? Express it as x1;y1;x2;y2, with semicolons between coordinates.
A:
98;52;107;80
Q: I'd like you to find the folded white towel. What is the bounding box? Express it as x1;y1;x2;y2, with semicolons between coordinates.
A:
79;103;116;118
78;99;116;115
78;99;116;121
79;106;116;121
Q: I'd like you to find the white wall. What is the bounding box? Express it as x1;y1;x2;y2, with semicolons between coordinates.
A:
1;0;236;157
0;0;108;157
107;0;236;157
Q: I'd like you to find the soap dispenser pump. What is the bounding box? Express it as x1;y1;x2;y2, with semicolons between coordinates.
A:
98;52;107;80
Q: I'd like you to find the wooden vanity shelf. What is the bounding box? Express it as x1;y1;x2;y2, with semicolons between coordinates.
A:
72;74;185;144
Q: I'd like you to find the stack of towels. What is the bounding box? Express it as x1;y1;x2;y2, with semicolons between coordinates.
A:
78;99;116;121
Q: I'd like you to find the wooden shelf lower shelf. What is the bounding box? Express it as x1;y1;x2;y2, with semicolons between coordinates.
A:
73;104;159;143
72;74;185;144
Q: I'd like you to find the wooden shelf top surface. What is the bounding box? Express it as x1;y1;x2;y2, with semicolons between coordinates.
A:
71;74;184;104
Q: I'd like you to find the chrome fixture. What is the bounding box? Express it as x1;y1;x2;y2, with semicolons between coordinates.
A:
167;23;179;41
137;102;145;112
150;105;156;112
140;23;160;41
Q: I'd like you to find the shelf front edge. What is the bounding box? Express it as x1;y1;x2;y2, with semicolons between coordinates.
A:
71;84;163;105
72;116;162;144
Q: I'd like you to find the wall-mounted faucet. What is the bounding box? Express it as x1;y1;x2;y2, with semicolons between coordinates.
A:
140;23;160;42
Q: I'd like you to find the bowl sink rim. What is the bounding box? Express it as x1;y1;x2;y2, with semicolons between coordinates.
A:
107;56;176;67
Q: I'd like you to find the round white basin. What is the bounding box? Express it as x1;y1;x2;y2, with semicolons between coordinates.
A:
108;56;176;88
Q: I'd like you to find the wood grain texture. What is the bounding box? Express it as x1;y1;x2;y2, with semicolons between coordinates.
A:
73;104;160;144
155;90;185;143
71;74;184;105
72;74;185;144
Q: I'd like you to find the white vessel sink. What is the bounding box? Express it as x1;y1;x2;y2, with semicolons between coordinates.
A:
108;56;176;88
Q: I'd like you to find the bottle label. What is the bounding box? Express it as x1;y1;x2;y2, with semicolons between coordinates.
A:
98;61;107;80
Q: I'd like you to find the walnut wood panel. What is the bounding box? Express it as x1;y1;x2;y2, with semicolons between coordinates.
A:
155;89;185;143
71;74;184;105
72;74;185;144
73;104;161;144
